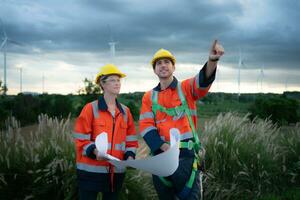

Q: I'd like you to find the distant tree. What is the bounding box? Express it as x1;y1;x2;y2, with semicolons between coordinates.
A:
127;101;139;121
0;80;2;94
12;94;40;125
249;96;300;125
0;95;11;128
49;95;73;118
0;80;8;95
78;78;101;95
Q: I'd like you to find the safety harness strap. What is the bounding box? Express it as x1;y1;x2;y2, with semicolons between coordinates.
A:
158;157;198;198
177;82;201;152
177;158;198;199
152;82;201;151
151;82;203;199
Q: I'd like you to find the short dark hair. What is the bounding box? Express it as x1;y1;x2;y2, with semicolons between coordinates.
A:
152;57;175;69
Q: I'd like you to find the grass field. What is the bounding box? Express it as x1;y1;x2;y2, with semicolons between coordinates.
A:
0;111;299;199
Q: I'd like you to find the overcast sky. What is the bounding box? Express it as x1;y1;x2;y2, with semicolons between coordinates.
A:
0;0;299;94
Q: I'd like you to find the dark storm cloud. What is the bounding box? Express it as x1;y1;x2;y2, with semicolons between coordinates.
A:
0;0;239;51
0;0;299;70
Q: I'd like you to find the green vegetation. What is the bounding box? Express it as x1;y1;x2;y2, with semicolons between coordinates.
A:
0;92;144;129
0;115;156;200
198;100;250;118
202;113;300;200
0;115;76;199
258;187;300;200
0;89;299;199
0;80;7;95
1;92;299;129
77;78;101;95
0;112;299;199
249;96;300;125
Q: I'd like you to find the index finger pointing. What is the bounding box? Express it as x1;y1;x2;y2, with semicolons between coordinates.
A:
211;39;218;51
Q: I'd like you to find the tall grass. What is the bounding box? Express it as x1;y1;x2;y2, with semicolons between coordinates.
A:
0;114;156;200
0;113;299;199
202;112;300;200
0;114;77;199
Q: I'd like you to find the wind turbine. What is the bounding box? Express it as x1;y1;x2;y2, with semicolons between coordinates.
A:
18;66;23;93
0;18;21;95
237;48;246;96
12;65;24;94
0;19;8;94
42;73;45;93
216;67;224;101
284;76;288;92
257;65;265;93
107;25;117;62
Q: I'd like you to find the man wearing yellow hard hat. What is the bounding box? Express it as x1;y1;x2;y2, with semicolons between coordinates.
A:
73;64;138;200
139;40;224;199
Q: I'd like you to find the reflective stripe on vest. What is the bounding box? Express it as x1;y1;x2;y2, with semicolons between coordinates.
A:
120;104;128;123
73;132;91;140
76;162;125;173
91;100;99;118
107;143;126;151
140;125;157;137
126;135;138;142
160;132;193;141
115;142;126;151
139;112;154;120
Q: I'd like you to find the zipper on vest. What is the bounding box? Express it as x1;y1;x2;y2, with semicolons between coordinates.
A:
110;112;121;154
110;115;115;155
109;112;121;192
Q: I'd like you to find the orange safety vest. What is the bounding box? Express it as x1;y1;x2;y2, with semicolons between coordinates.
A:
73;97;138;174
139;75;211;147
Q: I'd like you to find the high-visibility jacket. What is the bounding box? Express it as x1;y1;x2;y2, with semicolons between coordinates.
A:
73;96;138;191
139;63;215;154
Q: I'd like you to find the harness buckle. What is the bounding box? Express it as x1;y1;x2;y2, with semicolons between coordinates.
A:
174;106;181;116
187;140;194;150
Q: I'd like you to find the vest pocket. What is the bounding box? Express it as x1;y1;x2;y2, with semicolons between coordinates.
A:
120;121;128;129
92;120;106;140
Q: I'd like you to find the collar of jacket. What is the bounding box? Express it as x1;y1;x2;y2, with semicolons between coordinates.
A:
153;76;178;91
98;95;125;115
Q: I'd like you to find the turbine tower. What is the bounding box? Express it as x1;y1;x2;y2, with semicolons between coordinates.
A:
42;74;45;94
284;76;288;92
237;48;245;96
17;66;23;93
0;19;8;94
0;18;21;95
108;25;117;62
108;41;116;59
258;65;265;93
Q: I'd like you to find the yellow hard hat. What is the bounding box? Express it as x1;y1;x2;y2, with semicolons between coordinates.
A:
95;64;126;84
151;48;176;67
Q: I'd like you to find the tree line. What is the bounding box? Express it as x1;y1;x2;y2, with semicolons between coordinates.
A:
0;77;299;129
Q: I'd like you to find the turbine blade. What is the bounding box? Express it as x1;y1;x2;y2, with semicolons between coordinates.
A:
0;18;7;38
107;24;113;42
7;39;23;46
241;62;246;69
0;38;7;50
